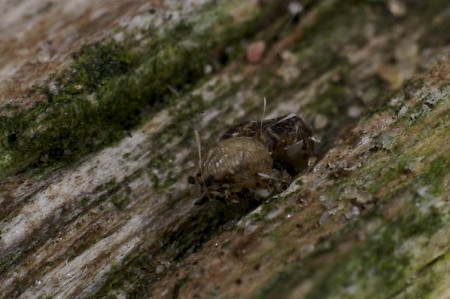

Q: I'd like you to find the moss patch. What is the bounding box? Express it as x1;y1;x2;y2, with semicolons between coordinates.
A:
302;205;443;299
256;192;446;299
0;1;290;178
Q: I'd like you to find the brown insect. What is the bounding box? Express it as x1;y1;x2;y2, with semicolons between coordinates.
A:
189;113;313;206
221;113;313;174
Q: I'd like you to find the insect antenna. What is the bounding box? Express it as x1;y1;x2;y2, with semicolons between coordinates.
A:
194;130;212;201
260;97;267;138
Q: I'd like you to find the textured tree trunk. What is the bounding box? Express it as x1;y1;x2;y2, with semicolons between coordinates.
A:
0;0;449;298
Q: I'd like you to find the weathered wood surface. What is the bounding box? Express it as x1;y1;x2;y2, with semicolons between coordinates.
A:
0;0;449;298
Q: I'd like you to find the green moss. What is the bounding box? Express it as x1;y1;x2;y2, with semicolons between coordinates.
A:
361;119;448;198
365;162;403;193
105;179;120;196
111;195;131;210
1;42;199;177
308;204;443;299
79;196;90;209
256;107;449;298
256;197;445;299
269;229;285;243
303;82;344;116
253;200;280;221
416;154;450;196
147;171;160;189
0;1;290;178
104;180;134;211
402;269;438;299
54;41;133;98
295;0;370;50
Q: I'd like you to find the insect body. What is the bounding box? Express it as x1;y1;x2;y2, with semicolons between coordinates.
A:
190;114;313;206
199;137;272;188
221;114;313;174
191;137;273;205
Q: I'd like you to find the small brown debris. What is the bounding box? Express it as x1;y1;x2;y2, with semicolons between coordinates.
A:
246;41;266;63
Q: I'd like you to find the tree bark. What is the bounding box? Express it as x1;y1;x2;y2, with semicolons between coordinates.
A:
0;0;449;298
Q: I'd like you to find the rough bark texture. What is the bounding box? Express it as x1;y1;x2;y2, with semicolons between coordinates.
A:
0;1;449;298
